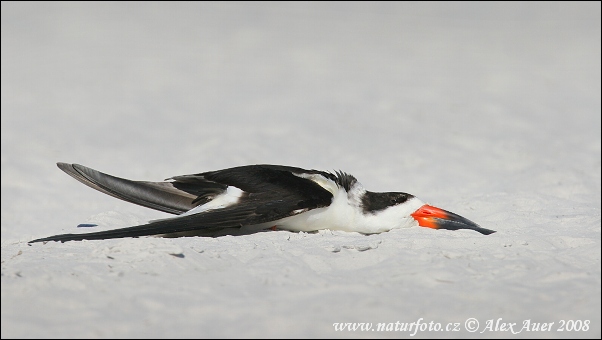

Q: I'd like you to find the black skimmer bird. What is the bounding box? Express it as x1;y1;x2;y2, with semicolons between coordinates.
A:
29;163;495;243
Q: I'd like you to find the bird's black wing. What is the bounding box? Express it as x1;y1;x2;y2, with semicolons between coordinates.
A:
56;163;212;214
30;164;335;243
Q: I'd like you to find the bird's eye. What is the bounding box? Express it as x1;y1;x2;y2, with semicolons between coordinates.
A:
390;194;408;204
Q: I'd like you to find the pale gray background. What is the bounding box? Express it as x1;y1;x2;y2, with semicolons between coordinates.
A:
2;2;600;338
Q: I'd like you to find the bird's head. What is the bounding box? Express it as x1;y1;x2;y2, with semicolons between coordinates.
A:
361;191;495;235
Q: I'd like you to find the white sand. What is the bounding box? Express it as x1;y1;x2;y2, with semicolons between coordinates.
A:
1;2;600;338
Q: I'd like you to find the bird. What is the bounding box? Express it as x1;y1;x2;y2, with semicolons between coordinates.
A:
29;163;495;243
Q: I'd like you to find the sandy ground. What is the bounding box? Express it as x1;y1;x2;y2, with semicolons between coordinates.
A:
1;2;600;338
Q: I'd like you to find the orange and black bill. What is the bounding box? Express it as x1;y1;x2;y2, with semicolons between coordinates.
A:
411;205;495;235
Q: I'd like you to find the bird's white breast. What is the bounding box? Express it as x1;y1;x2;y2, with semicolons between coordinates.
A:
268;174;424;234
271;181;357;232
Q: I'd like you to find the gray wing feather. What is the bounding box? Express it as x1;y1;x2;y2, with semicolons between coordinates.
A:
57;163;206;215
